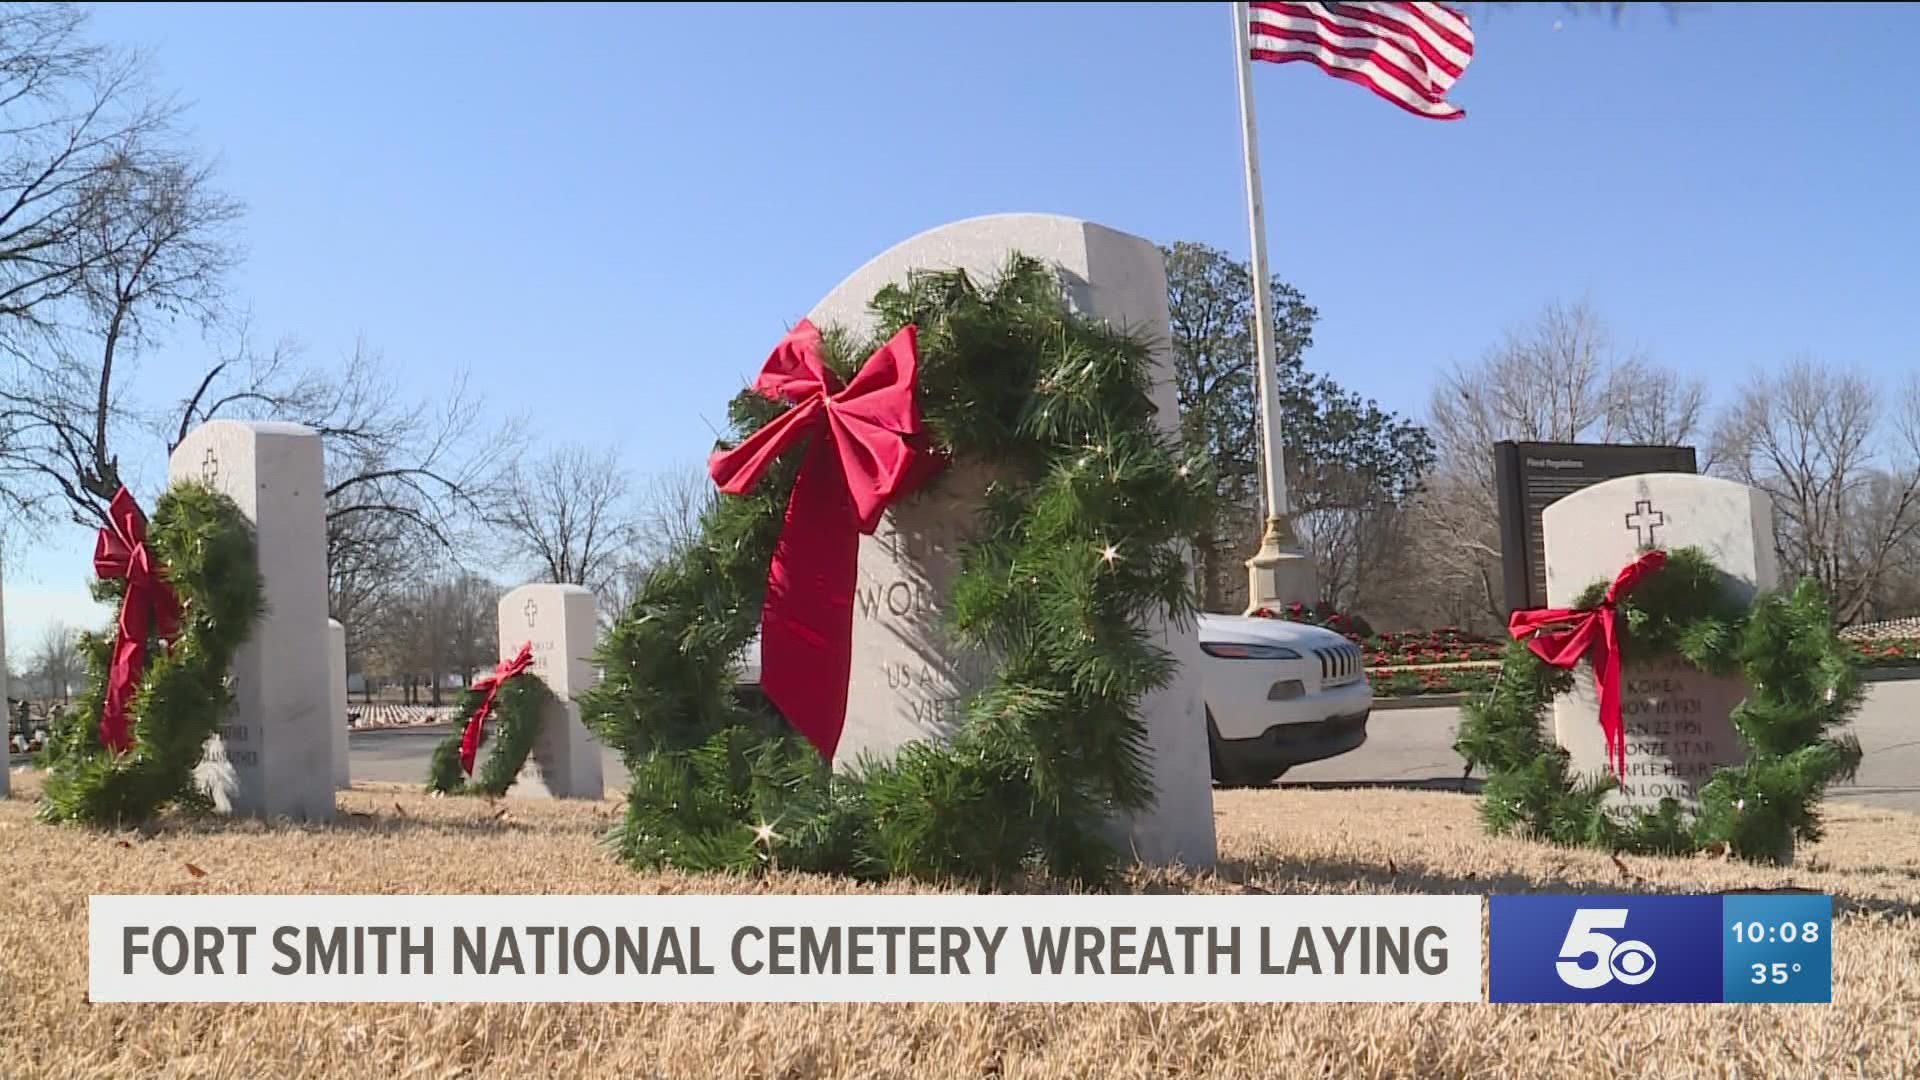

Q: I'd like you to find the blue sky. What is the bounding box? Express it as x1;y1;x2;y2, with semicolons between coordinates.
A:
5;1;1918;657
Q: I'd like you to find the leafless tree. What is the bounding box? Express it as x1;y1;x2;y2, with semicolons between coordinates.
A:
0;10;517;647
1298;504;1416;616
1415;299;1707;628
595;561;651;633
1606;357;1709;452
167;334;523;634
595;462;714;627
444;572;500;685
384;579;450;707
1395;469;1508;629
1867;490;1920;622
0;4;241;524
633;464;713;565
359;571;499;707
30;620;80;703
492;443;636;595
1711;358;1920;625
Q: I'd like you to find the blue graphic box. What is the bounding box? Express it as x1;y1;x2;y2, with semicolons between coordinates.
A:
1492;895;1720;1003
1491;894;1832;1004
1722;893;1833;1004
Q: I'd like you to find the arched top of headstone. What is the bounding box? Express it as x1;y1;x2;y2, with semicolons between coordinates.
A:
807;213;1169;347
1541;471;1779;608
804;213;1179;435
1544;472;1768;518
183;419;321;439
502;582;595;600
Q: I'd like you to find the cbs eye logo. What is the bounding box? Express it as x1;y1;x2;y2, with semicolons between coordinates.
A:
1555;909;1658;989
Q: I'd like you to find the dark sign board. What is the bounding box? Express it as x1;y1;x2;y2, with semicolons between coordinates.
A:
1494;441;1698;615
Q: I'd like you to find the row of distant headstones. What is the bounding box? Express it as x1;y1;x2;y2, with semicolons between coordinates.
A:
0;419;608;811
0;431;1790;832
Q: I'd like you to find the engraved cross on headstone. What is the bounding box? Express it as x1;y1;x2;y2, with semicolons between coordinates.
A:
1626;499;1666;548
200;447;219;484
523;598;539;627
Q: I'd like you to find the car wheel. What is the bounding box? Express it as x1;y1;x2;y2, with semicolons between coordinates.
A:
1207;710;1287;788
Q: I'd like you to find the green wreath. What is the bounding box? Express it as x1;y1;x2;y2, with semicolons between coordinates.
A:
38;482;264;827
581;255;1211;887
426;674;556;798
1452;545;1865;864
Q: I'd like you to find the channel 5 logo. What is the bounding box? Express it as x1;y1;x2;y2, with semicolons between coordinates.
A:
1491;896;1721;1003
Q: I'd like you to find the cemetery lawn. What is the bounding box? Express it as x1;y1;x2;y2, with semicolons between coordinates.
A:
4;773;1918;1079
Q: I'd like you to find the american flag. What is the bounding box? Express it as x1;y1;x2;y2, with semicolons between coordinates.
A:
1247;2;1475;120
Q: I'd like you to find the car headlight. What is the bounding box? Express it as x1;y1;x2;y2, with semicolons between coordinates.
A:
1200;642;1302;660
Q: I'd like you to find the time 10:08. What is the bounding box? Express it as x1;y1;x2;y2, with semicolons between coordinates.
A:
1731;921;1822;943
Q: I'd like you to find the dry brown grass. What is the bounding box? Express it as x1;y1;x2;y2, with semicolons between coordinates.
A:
2;770;1917;1080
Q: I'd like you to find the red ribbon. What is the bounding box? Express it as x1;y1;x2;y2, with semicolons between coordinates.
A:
92;487;183;755
460;641;534;776
708;318;932;761
1507;550;1668;778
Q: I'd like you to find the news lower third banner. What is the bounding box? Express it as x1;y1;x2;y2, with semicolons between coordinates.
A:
88;892;1836;1004
90;894;1481;1003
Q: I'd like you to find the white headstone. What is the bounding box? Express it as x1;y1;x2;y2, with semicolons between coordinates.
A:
169;420;335;822
328;619;349;790
1541;473;1780;816
801;213;1216;867
497;583;603;800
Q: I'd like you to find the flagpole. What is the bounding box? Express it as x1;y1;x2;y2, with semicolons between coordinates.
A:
1230;0;1315;613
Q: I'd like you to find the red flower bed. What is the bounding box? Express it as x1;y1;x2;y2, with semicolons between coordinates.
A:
1373;666;1498;698
1249;601;1375;642
1851;637;1920;667
1361;628;1502;668
1244;609;1507;670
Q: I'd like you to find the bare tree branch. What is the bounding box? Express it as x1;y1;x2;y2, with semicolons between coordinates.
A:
1414;299;1704;629
27;619;80;703
490;443;636;598
1712;357;1920;624
595;463;716;627
158;335;527;629
0;5;241;526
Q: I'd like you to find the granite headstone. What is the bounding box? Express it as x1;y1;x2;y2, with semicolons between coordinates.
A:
799;213;1215;867
498;583;603;800
169;420;335;821
1541;472;1779;816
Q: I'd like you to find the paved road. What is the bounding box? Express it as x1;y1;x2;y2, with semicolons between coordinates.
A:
347;725;640;792
21;680;1920;813
1282;677;1920;813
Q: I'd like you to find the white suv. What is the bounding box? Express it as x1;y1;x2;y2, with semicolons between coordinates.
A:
1196;613;1373;787
734;614;1372;789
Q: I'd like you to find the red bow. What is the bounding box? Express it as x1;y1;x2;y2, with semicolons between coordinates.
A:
708;319;932;761
92;487;183;754
1507;550;1668;778
460;641;534;776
